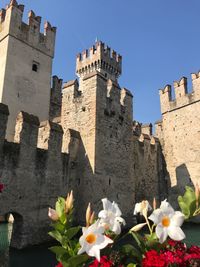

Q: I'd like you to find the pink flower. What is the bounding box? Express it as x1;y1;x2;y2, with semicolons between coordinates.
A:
0;183;4;193
142;250;166;267
55;263;63;267
89;256;113;267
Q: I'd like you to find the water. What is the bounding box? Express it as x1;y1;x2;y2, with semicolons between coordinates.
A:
8;224;200;267
9;244;57;267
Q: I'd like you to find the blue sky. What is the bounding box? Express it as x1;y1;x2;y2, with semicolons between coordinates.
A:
2;0;200;124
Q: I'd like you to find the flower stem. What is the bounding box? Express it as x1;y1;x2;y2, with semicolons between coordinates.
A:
144;215;152;235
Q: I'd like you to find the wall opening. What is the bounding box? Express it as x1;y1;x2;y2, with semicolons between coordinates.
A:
32;61;39;72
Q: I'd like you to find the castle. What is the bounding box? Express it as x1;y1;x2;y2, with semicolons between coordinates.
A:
0;1;199;249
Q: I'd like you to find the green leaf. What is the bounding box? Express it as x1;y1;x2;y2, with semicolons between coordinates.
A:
183;186;196;203
121;244;141;260
49;246;67;257
48;230;63;244
63;254;89;267
178;186;196;219
189;200;197;216
130;232;146;252
66;226;81;240
127;264;137;267
178;196;190;218
54;221;65;233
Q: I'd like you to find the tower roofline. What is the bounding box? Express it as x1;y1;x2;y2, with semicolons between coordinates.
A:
76;41;122;82
0;0;56;58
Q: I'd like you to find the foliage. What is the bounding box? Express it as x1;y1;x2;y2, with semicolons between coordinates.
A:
178;185;200;219
49;185;200;267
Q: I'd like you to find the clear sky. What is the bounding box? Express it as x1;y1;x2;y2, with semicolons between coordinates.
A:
2;0;200;125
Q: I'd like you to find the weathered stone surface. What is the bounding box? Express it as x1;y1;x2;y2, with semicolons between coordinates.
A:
61;42;165;225
0;1;56;141
158;73;200;206
0;105;69;248
0;2;170;249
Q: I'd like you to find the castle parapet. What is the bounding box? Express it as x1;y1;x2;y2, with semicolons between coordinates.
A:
0;0;56;57
133;121;142;136
62;79;80;97
159;72;200;114
141;123;152;136
14;111;39;147
191;70;200;97
159;85;172;114
76;41;122;82
154;120;163;139
38;120;63;153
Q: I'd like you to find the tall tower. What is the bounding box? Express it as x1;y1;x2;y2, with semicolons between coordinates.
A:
0;0;56;140
62;41;134;222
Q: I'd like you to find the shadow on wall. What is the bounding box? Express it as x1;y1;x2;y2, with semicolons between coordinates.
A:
67;128;135;225
134;139;168;206
169;163;193;208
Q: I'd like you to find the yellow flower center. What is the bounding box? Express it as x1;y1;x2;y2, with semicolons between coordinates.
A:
85;233;96;244
162;216;170;227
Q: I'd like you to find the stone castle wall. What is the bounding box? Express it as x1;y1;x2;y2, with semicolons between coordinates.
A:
0;103;69;248
0;1;168;249
158;72;200;206
60;69;165;225
0;1;56;140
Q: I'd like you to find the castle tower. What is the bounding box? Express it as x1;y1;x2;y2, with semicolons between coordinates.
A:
0;0;56;140
61;41;134;222
158;74;200;206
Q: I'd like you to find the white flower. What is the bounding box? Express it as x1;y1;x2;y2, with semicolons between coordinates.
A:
133;200;152;216
98;198;125;235
78;220;113;261
149;199;185;243
130;222;147;232
48;208;59;221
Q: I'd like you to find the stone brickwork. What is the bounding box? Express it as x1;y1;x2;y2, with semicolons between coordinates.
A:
0;1;168;249
158;73;200;206
132;127;167;204
61;41;165;224
0;103;69;248
0;0;56;140
49;76;63;121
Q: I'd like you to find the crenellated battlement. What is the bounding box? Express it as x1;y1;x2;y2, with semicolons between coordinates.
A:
0;102;73;248
0;0;56;57
76;41;122;82
61;72;133;123
0;102;68;157
159;71;200;114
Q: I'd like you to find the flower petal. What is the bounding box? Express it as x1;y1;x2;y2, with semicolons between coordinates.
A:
88;245;100;262
77;245;86;255
101;198;112;211
112;201;122;217
168;226;186;241
98;210;108;219
111;221;121;235
171;211;185;227
160;200;174;215
116;216;126;225
133;203;141;215
96;235;113;249
156;224;168;243
148;209;162;224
